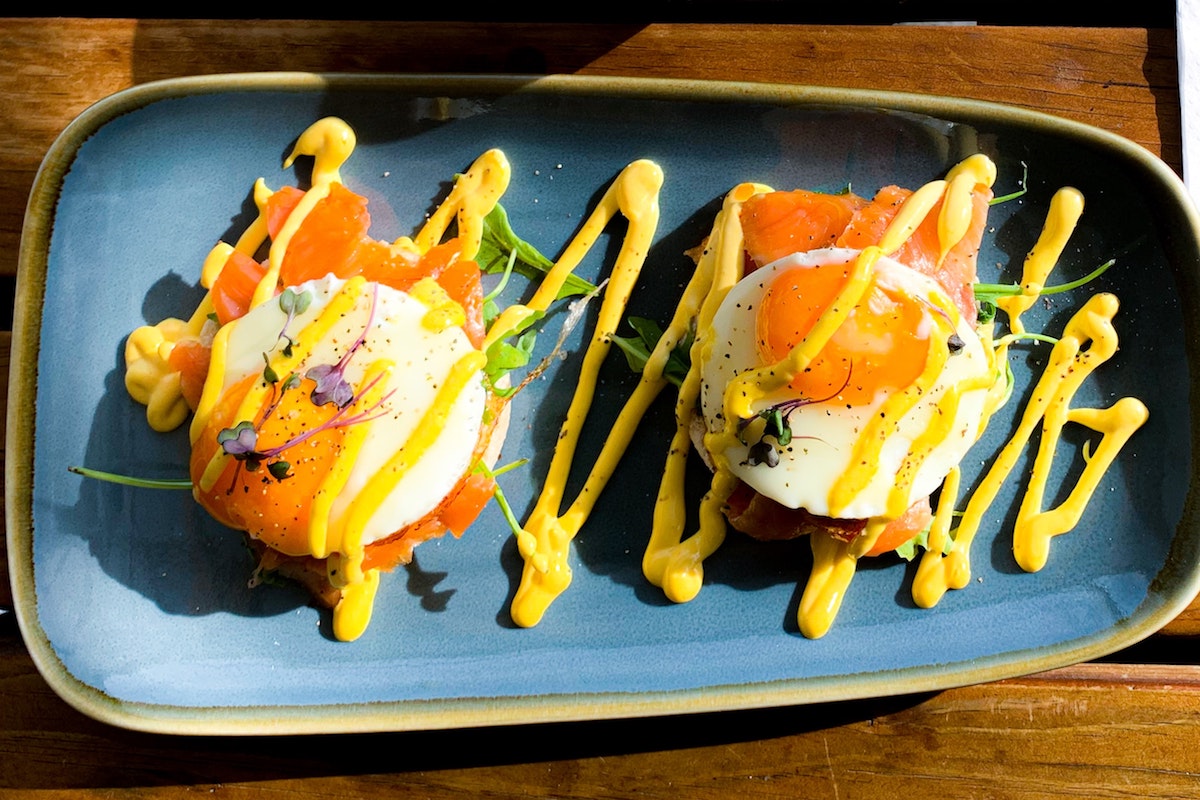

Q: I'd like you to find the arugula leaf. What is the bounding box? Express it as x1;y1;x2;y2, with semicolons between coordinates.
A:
893;525;955;561
488;330;539;372
611;316;693;388
485;324;542;396
477;203;597;299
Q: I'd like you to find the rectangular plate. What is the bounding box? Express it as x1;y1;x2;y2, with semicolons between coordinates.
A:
9;73;1200;734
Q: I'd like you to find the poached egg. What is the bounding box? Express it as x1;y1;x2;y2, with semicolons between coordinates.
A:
699;246;993;522
190;272;488;557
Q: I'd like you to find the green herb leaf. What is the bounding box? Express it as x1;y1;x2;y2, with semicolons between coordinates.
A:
892;524;955;561
765;407;791;446
610;316;693;388
477;203;597;299
487;331;539;372
484;308;545;392
475;458;529;538
976;299;998;325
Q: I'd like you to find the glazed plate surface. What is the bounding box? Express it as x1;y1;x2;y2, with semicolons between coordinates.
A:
9;73;1199;734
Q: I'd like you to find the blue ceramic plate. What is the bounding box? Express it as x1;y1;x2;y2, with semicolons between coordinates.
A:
9;74;1200;734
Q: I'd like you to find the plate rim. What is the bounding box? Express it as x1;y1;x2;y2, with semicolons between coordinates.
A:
8;70;1200;735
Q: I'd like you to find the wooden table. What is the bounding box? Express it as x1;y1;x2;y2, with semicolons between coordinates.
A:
2;17;1197;797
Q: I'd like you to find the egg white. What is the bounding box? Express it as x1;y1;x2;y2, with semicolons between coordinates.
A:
217;274;486;546
700;247;991;520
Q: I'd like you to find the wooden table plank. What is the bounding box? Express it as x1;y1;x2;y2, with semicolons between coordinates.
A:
0;20;1181;280
2;617;1199;797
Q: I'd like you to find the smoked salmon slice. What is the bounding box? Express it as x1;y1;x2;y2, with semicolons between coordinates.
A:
740;188;867;268
836;184;992;320
739;181;992;321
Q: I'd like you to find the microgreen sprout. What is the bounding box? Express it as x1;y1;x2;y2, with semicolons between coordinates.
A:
67;465;192;489
276;287;313;357
217;420;260;460
738;399;821;468
995;330;1059;348
218;369;395;487
974;258;1113;325
305;283;378;408
475;457;529;537
307;362;356;408
974;258;1114;307
990;161;1028;205
737;372;848;468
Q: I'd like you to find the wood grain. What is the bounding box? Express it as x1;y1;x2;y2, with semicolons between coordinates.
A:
0;20;1181;281
0;18;1196;798
2;618;1199;797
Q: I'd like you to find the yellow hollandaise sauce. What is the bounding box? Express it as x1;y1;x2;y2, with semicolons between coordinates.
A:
507;159;665;627
124;117;512;642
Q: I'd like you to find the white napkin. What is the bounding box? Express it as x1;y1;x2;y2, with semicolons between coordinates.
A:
1181;0;1200;205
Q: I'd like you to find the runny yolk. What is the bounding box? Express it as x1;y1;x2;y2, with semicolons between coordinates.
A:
191;372;345;558
755;261;930;407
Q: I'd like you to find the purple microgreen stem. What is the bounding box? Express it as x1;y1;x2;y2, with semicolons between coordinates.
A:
306;283;380;408
217;285;393;489
255;370;396;462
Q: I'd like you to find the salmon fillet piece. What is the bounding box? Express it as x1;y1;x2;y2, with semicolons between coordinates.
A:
740;188;868;268
836;183;992;320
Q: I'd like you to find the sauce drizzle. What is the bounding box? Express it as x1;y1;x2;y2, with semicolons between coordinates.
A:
509;159;664;627
514;154;1148;640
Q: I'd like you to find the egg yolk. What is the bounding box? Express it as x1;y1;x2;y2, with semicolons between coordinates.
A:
755;260;930;407
191;372;345;557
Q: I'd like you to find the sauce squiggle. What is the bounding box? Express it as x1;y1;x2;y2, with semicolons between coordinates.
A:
644;182;771;604
514;154;1148;639
509;160;665;627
